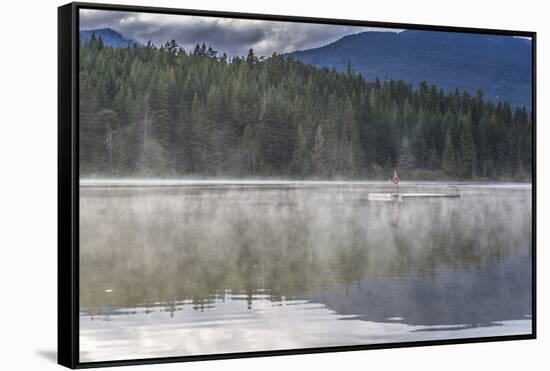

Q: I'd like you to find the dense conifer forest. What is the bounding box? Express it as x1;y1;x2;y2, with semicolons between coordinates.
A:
79;35;532;180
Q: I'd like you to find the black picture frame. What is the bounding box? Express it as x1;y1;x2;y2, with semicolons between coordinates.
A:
58;2;537;368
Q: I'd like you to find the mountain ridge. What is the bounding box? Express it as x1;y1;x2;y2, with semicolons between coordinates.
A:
79;28;142;48
292;29;532;108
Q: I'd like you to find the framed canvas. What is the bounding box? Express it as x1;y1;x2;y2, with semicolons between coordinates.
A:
58;2;536;368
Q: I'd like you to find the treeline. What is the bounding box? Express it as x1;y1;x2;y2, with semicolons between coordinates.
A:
80;36;532;180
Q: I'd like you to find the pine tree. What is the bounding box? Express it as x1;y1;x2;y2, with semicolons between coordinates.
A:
240;124;257;176
189;94;208;173
312;125;328;176
442;129;458;177
515;160;526;181
412;125;428;168
258;88;293;175
96;109;120;174
291;124;310;176
246;48;257;66
459;114;475;178
398;137;415;170
205;85;227;172
150;77;172;169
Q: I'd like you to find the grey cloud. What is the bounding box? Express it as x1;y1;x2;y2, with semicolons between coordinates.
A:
79;9;398;57
79;10;134;29
135;21;268;55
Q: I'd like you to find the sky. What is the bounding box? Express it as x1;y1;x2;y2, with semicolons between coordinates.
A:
80;9;402;57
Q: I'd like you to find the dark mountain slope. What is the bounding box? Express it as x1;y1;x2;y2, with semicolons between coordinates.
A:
292;30;532;108
80;28;142;48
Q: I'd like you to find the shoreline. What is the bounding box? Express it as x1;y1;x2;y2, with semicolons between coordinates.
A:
79;178;532;189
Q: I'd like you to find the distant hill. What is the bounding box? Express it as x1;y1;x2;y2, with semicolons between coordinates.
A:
80;28;142;48
292;30;532;109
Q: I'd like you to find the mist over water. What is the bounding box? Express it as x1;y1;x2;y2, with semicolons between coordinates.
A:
79;181;532;362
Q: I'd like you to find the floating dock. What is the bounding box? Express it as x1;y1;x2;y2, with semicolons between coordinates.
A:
367;193;404;202
402;193;460;198
367;188;460;202
368;172;460;202
367;193;461;202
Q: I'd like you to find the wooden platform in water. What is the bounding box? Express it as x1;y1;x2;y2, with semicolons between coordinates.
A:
367;193;403;202
403;193;460;198
367;192;460;201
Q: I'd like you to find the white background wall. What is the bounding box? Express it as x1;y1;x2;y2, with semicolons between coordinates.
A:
0;0;546;369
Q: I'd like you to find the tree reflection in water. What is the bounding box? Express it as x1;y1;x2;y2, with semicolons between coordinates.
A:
79;182;532;328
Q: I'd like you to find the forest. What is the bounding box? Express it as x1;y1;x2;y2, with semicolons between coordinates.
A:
79;35;532;180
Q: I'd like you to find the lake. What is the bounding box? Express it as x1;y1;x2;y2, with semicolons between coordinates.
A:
79;181;532;362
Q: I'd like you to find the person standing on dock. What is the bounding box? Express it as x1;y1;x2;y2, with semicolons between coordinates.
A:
392;170;400;195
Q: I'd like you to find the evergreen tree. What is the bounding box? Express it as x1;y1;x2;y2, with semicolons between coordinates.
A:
96;109;119;174
442;129;458;177
459;114;475;178
258;88;293;175
189;94;211;173
151;77;171;154
240;124;257;176
312;125;328;176
291;124;310;176
398;137;415;170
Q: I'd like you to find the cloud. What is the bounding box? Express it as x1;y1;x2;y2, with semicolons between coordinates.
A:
79;9;401;57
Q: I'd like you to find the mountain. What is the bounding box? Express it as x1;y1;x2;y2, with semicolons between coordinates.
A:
292;29;532;109
80;28;142;48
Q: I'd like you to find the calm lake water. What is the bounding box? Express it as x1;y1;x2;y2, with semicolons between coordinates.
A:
79;181;532;362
